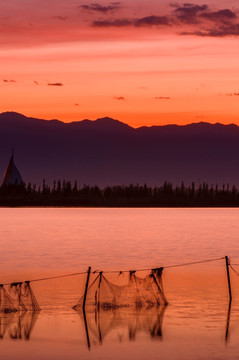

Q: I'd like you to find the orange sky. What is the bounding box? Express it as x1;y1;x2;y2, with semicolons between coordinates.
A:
1;0;239;127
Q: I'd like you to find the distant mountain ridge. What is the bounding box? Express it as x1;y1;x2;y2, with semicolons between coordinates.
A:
0;111;132;129
0;111;239;186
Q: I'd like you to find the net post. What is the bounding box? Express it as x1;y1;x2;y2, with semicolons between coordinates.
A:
82;267;91;310
225;256;232;304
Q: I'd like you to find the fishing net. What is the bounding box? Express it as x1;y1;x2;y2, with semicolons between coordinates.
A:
126;268;168;308
9;282;40;312
73;267;167;311
0;282;40;313
73;272;124;311
0;285;17;313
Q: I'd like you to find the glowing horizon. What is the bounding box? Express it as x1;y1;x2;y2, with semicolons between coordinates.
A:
1;0;239;127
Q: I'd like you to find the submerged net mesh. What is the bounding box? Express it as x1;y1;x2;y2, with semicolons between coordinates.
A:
0;311;39;340
0;282;40;313
78;306;166;346
0;312;15;338
73;267;167;311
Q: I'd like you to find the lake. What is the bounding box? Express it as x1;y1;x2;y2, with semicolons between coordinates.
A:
0;208;239;360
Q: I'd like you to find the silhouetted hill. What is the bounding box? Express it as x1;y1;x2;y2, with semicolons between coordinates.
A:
0;111;239;186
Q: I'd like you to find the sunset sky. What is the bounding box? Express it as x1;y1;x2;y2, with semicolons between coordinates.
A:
1;0;239;127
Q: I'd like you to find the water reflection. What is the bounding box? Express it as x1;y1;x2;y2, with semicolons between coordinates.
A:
79;306;166;349
0;302;233;355
225;301;232;344
0;311;39;340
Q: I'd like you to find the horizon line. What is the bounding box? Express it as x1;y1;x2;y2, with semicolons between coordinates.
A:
0;110;238;129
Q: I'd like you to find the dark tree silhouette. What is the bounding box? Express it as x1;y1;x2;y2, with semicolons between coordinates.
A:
1;180;239;207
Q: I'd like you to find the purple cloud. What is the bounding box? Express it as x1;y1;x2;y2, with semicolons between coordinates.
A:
93;15;169;27
91;2;239;37
172;3;237;34
135;15;169;27
172;3;208;24
173;3;238;37
200;9;236;23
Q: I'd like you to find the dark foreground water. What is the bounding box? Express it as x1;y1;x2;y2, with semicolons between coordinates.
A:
0;208;239;360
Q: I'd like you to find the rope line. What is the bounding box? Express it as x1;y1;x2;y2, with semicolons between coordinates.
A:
1;271;88;286
93;256;225;274
0;256;225;286
229;264;239;277
164;256;225;269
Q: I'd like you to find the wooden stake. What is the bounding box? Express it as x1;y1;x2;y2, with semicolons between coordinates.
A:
225;256;232;304
82;267;91;310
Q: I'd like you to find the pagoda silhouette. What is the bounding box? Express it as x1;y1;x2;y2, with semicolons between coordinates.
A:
1;150;23;186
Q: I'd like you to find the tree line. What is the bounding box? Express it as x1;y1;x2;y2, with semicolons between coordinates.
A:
1;180;239;206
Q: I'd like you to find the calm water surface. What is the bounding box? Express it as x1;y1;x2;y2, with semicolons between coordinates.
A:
0;208;239;360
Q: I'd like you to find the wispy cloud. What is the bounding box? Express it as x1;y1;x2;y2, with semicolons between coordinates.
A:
92;2;239;37
172;3;209;24
52;15;68;20
134;16;169;27
47;82;63;86
80;2;121;13
187;23;239;37
3;79;16;83
34;80;39;85
1;1;239;49
93;18;131;27
226;92;239;96
114;96;125;100
154;96;171;100
172;3;236;25
172;3;239;37
200;9;236;23
93;15;169;27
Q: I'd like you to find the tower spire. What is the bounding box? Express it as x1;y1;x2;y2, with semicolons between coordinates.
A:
1;151;23;186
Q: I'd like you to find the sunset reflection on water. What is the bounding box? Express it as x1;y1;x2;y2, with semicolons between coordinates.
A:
0;208;239;359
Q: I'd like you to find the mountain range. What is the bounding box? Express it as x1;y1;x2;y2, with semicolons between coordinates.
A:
0;111;239;187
